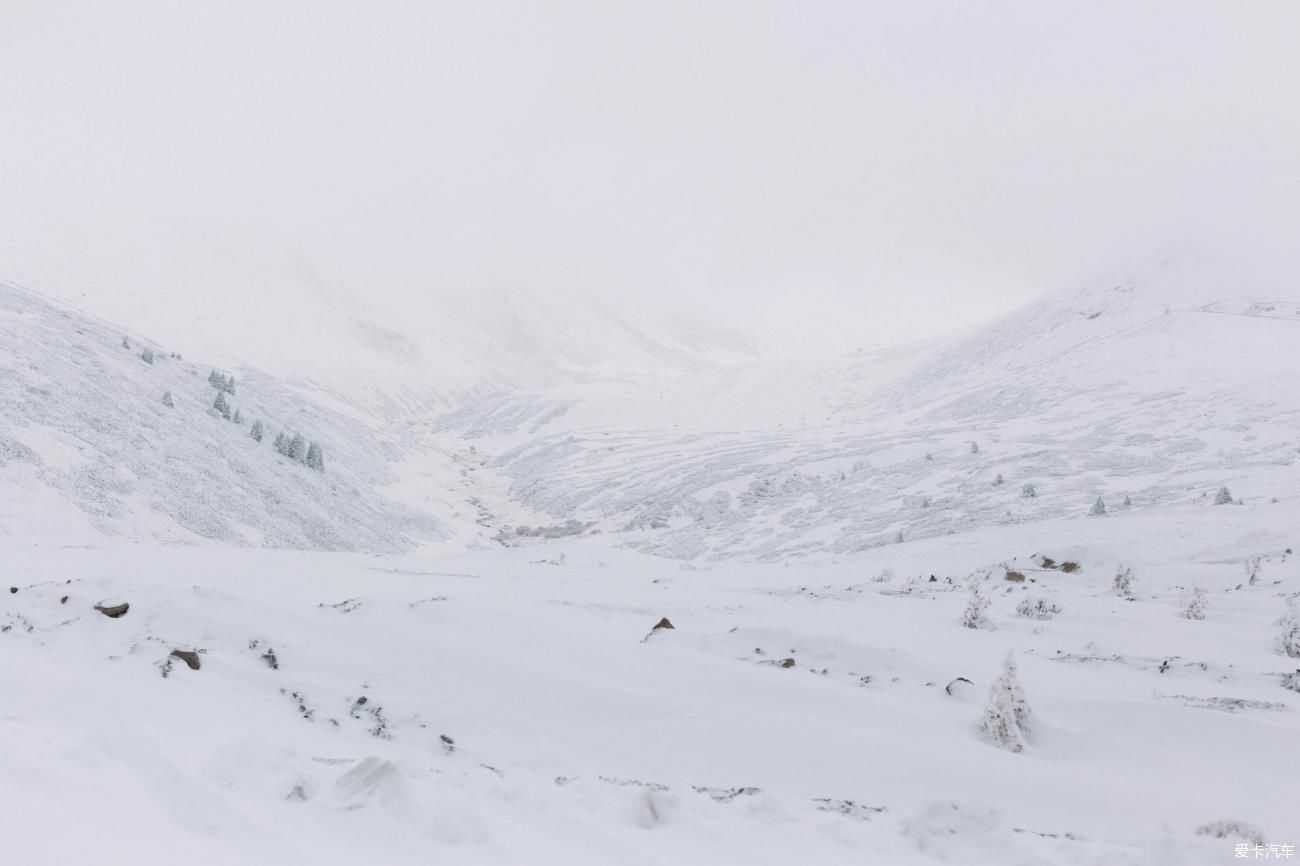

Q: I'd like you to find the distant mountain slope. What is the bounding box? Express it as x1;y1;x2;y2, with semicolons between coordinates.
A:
0;282;442;550
433;256;1300;560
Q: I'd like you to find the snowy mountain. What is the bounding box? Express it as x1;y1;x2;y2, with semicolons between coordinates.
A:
3;260;1299;864
0;282;439;550
432;255;1300;560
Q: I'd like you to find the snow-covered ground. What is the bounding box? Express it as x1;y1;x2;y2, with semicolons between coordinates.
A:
2;257;1299;863
3;509;1297;864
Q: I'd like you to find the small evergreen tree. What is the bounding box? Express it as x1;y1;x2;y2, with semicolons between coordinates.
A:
1020;483;1036;498
273;432;288;455
288;432;307;462
1180;585;1208;620
223;375;236;395
121;336;131;349
970;441;980;454
1214;486;1233;505
140;348;154;364
250;420;265;442
980;652;1031;753
161;391;174;408
213;391;231;420
993;473;1004;486
208;369;221;387
1277;599;1300;658
1090;496;1106;516
1112;565;1137;599
232;408;243;425
306;441;325;471
1122;494;1132;507
1245;556;1262;586
961;584;992;629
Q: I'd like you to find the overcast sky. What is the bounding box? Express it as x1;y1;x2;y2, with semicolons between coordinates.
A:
2;1;1298;355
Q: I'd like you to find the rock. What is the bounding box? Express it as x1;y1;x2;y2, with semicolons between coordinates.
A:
779;658;796;668
8;586;16;594
1005;571;1025;582
652;617;675;630
60;595;68;604
169;649;201;670
94;601;130;618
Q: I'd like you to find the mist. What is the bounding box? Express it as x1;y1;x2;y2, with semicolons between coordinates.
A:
2;1;1298;358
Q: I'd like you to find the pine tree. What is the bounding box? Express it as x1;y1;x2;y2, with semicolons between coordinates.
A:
121;336;131;349
213;391;231;420
273;432;288;454
140;348;154;364
1020;483;1036;498
288;432;307;462
993;473;1004;486
1180;585;1208;620
232;409;243;425
306;441;325;471
980;652;1031;753
250;420;265;442
1214;486;1233;505
223;375;236;395
1277;599;1300;658
1090;496;1106;516
970;441;980;454
208;369;221;387
161;391;174;408
961;584;992;629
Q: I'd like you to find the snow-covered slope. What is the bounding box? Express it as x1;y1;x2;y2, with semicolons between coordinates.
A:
431;256;1300;560
3;508;1296;865
0;282;439;550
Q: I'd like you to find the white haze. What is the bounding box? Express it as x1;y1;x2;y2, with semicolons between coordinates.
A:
1;1;1298;364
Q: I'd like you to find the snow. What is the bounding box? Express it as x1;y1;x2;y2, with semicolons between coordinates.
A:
2;255;1299;862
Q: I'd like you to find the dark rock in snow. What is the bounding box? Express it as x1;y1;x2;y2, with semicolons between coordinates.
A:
169;649;201;670
652;617;675;630
94;601;130;618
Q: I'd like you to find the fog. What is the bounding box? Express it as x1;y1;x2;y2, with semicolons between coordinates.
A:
2;1;1297;357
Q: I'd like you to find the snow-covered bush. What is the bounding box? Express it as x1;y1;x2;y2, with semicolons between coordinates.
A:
140;348;154;364
1016;597;1061;620
161;391;174;408
1112;565;1136;599
1090;496;1106;516
979;652;1031;753
213;391;231;420
969;441;980;454
993;473;1003;486
250;419;264;442
1214;486;1233;505
232;408;243;425
1245;556;1262;586
871;567;895;583
961;585;992;629
1180;585;1208;620
1277;599;1300;658
1020;483;1036;498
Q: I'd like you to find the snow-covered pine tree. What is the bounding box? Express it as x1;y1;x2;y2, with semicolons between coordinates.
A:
970;441;980;454
1090;496;1106;516
1021;483;1036;498
273;432;288;454
1180;585;1208;620
121;336;130;349
1214;486;1233;505
250;420;264;442
232;408;243;425
140;348;154;364
961;584;992;629
223;375;236;395
306;441;325;471
993;473;1004;486
1112;564;1137;599
213;391;231;420
161;391;174;408
979;652;1031;752
208;369;221;387
1277;599;1300;658
288;432;307;462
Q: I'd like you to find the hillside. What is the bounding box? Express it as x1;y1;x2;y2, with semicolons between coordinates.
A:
0;282;440;551
425;255;1300;560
